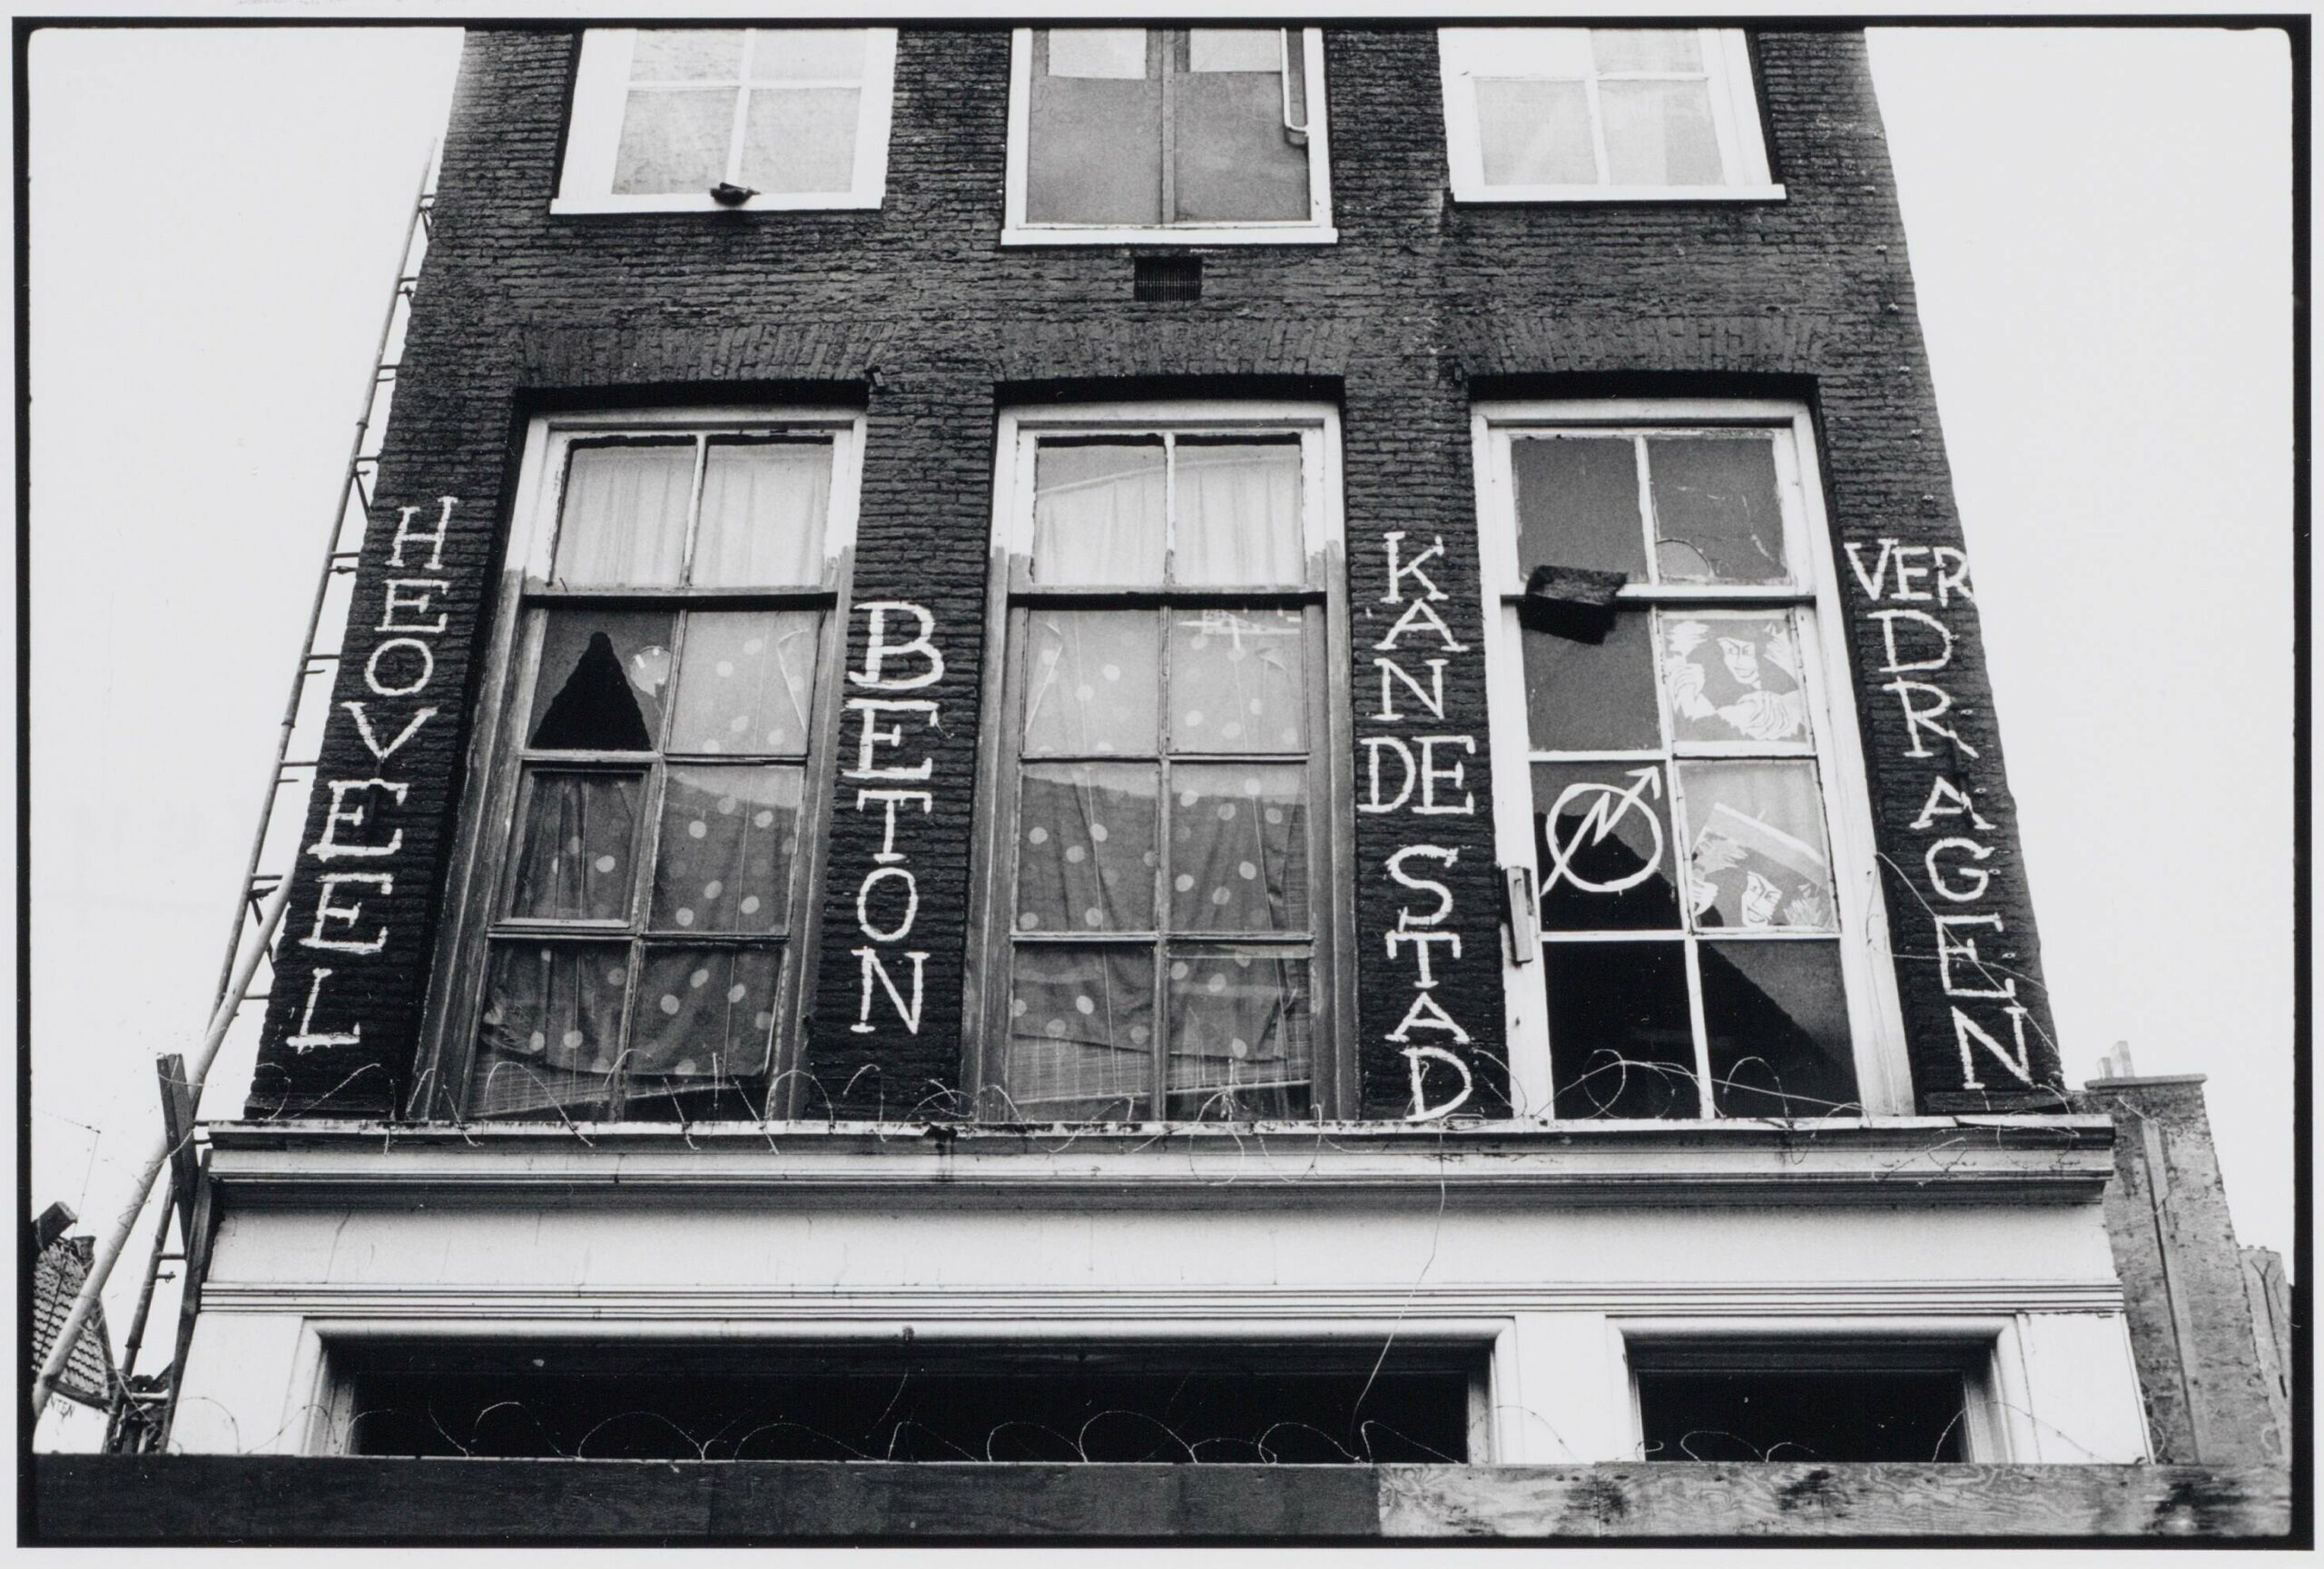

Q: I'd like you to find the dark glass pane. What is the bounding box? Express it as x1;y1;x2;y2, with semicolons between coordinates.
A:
668;609;822;756
1003;945;1157;1120
507;770;644;922
1165;952;1312;1120
629;944;781;1080
1512;435;1645;577
1545;940;1699;1119
527;609;675;751
1032;439;1166;584
1017;763;1159;933
1647;435;1787;584
1027;31;1162;224
1679;762;1836;932
1657;611;1810;745
1600;80;1722;186
1534;762;1679;930
1702;941;1860;1120
1475;78;1596;186
471;941;628;1118
1168;606;1305;753
1173;36;1310;222
651;765;802;934
1167;764;1308;933
1023;610;1160;756
1638;1370;1967;1463
1523;612;1658;752
556;442;694;587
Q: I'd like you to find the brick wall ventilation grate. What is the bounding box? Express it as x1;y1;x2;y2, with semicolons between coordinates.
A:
1134;256;1203;302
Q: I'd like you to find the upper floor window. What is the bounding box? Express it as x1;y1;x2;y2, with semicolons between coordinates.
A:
556;29;899;213
1003;28;1335;246
428;411;861;1120
1475;402;1901;1122
1438;29;1779;202
969;405;1351;1120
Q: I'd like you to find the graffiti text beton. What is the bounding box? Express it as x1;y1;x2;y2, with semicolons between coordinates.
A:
843;601;944;1035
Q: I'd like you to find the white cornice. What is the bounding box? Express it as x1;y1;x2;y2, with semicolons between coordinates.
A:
202;1117;2115;1209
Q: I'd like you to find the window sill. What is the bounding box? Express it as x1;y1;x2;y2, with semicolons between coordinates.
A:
549;192;887;216
204;1116;2114;1209
1000;223;1339;248
1447;183;1787;205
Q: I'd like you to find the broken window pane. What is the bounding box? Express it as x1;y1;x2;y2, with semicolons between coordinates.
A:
507;770;644;923
1165;951;1312;1120
1475;78;1596;186
693;441;830;587
1657;611;1809;746
1032;439;1167;583
630;30;744;81
628;944;781;1080
1028;33;1163;223
750;28;863;81
1168;607;1305;752
1534;762;1679;930
1512;435;1645;577
474;941;629;1115
1590;29;1703;73
1600;80;1722;186
1023;610;1160;757
1173;41;1310;222
1702;939;1858;1119
528;610;675;751
1017;763;1158;933
667;610;822;756
1679;761;1835;932
1003;944;1157;1120
1646;435;1787;584
1637;1368;1967;1463
556;443;694;585
1173;441;1303;584
650;765;801;934
1544;940;1699;1119
1523;612;1658;752
1168;764;1308;933
740;87;862;194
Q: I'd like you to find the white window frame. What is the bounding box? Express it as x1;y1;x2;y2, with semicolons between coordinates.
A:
1438;28;1781;203
964;400;1356;1120
1618;1320;2020;1463
1472;400;1906;1120
555;28;899;214
1000;28;1338;247
417;406;866;1120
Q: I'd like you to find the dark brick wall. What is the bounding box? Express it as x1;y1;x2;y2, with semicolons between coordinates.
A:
251;25;2060;1120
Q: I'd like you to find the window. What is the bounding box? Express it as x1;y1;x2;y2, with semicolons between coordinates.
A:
1475;402;1903;1121
970;406;1350;1120
431;412;860;1120
1628;1337;2002;1463
556;29;899;213
1438;29;1779;202
1002;28;1335;245
335;1339;1476;1463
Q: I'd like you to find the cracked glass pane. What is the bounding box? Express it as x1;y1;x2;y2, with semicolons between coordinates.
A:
1646;434;1787;583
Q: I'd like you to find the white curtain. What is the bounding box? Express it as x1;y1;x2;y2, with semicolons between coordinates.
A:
1173;442;1302;585
694;441;830;587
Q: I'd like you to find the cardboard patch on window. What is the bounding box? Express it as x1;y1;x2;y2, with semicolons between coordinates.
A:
1521;563;1629;643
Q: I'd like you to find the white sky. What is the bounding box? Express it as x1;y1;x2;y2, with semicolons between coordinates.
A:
20;21;2297;1386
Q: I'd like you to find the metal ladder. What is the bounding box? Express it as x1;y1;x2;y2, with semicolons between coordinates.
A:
95;153;438;1452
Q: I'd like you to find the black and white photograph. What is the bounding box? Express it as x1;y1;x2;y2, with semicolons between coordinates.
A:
20;2;2299;1544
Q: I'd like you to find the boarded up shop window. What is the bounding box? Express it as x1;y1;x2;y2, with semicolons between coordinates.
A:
1475;404;1905;1121
971;409;1351;1120
1005;29;1336;243
430;415;863;1121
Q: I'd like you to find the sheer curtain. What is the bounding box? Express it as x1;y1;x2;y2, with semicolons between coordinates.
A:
1173;441;1301;584
694;441;831;587
1032;441;1165;583
556;444;694;585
